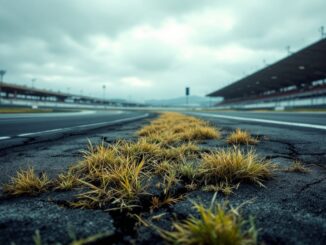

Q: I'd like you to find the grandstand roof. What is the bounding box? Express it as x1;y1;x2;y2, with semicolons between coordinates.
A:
207;38;326;99
0;82;68;99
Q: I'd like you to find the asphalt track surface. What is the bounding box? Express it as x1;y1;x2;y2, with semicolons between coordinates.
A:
190;111;326;131
0;110;325;244
1;110;325;144
0;110;149;140
189;110;326;171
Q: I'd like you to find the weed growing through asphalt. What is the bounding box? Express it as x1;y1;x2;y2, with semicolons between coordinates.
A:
202;182;240;196
3;167;50;196
72;158;146;210
199;147;274;186
55;172;79;190
177;162;198;181
4;112;272;225
65;112;222;209
227;128;258;145
138;112;220;145
150;195;183;211
159;193;257;245
3;112;275;244
285;160;310;173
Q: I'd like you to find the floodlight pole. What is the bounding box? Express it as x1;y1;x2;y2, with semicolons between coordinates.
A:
0;70;6;104
286;46;291;55
185;87;190;107
31;78;36;88
262;59;267;67
0;70;5;83
319;26;325;39
102;85;106;108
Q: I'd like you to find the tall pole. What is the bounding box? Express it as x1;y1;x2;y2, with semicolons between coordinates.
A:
102;85;106;108
286;46;291;55
319;26;325;39
0;70;6;104
262;59;267;67
0;70;5;83
185;87;190;107
31;78;36;88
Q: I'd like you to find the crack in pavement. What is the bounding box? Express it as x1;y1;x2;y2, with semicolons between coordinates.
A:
298;177;326;194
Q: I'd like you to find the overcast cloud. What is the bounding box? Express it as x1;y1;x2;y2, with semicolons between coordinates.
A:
0;0;325;101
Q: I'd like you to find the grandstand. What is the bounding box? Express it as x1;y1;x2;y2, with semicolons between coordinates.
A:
207;38;326;109
0;82;143;109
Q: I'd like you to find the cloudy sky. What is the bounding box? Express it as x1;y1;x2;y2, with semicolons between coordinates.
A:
0;0;325;102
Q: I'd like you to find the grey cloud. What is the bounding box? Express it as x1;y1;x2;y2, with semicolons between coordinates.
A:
0;0;325;101
123;41;177;71
192;0;326;50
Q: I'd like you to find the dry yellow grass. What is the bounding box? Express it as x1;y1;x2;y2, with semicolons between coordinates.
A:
3;167;50;196
199;147;274;186
180;126;220;141
160;195;257;245
177;162;198;181
55;172;79;190
161;143;199;162
285;161;310;173
138;112;220;145
227;128;258;145
150;195;182;211
115;139;162;163
66;135;202;210
3;112;271;214
202;182;240;196
73;158;146;210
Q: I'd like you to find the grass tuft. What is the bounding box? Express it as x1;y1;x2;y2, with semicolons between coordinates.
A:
73;158;146;210
177;162;198;181
227;129;258;145
181;126;220;141
160;195;257;245
285;160;310;173
138;112;220;145
202;182;240;196
199;147;274;186
55;172;79;190
3;167;50;196
150;195;183;211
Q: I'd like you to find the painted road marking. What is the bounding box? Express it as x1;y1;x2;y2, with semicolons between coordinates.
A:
18;128;64;137
16;113;149;137
191;112;326;131
0;110;97;120
0;136;11;140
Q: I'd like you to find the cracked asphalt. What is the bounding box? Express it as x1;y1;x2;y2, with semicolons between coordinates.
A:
0;111;325;244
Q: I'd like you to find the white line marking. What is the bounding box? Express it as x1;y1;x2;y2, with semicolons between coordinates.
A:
0;110;97;120
0;136;11;140
18;128;64;137
17;113;149;137
191;112;326;131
